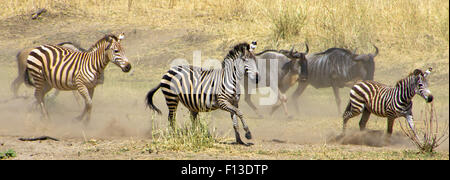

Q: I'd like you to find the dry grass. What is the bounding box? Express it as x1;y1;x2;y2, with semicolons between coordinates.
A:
400;103;449;153
1;0;448;52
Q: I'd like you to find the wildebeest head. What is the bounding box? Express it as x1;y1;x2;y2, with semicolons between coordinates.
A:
280;43;309;82
350;45;378;81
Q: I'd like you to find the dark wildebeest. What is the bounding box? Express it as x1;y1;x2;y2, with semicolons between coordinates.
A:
290;45;378;115
243;44;308;118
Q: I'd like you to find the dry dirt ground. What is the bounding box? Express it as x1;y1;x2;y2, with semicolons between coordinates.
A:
0;12;448;160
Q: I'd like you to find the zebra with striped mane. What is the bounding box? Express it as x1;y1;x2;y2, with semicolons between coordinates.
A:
145;42;259;146
12;41;91;98
342;68;433;137
24;33;131;125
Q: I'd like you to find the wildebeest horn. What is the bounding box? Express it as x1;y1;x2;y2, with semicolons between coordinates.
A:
304;43;309;54
290;46;295;53
352;48;358;54
372;45;379;57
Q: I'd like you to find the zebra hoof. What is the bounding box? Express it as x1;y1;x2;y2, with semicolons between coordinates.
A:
245;131;252;140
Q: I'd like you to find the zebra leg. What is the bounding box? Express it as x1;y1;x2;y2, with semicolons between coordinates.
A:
342;101;362;134
332;86;342;115
386;117;396;137
385;117;396;145
75;84;94;125
358;108;371;131
220;100;252;145
167;101;179;130
230;113;245;145
46;89;60;102
190;111;199;129
72;90;83;107
34;84;53;121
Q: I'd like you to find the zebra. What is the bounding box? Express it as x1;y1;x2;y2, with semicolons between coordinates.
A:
11;41;93;99
24;33;131;125
243;44;309;118
291;46;378;115
342;68;433;138
145;42;259;146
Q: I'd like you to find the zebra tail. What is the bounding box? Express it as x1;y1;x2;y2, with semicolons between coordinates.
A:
145;83;162;115
23;68;34;86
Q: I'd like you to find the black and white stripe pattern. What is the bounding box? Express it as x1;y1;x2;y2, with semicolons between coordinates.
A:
146;42;259;145
12;41;88;98
342;68;433;136
24;33;131;125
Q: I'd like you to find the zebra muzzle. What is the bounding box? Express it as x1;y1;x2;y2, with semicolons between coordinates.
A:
427;95;433;103
122;64;132;72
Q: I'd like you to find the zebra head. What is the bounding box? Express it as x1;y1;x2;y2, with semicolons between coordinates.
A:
105;32;132;72
414;68;433;103
242;41;259;83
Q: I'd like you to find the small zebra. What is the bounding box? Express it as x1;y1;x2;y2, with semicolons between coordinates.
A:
145;42;259;146
24;33;131;124
342;68;433;137
12;41;89;98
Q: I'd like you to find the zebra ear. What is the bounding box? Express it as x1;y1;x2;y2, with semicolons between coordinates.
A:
118;32;125;42
249;41;257;52
424;67;432;78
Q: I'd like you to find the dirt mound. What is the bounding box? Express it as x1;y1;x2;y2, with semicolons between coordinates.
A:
327;130;410;147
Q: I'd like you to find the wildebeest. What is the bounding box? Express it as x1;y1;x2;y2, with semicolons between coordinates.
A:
290;45;378;114
243;44;308;118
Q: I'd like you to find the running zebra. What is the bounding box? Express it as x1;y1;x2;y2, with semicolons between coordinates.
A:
145;42;259;146
342;68;433;137
24;33;131;125
12;41;87;98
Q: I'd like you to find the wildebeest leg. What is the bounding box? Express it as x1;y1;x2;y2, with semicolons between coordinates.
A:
11;73;24;98
359;108;371;131
270;90;291;118
244;79;262;118
332;86;342;115
291;82;308;114
244;89;262;117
